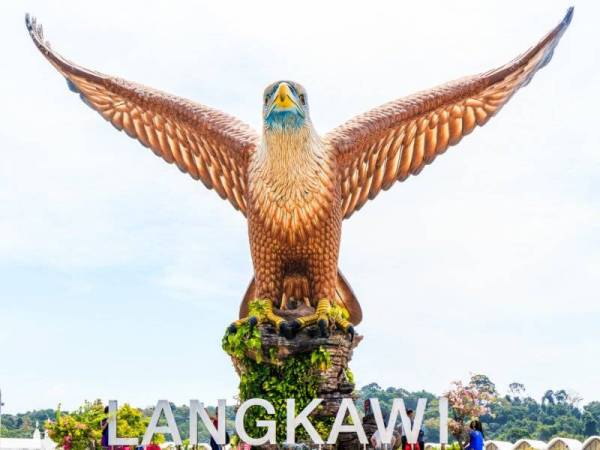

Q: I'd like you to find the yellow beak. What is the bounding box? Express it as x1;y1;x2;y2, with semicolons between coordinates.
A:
273;82;296;109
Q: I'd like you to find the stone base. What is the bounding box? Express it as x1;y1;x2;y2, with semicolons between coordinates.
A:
226;304;363;447
257;321;362;417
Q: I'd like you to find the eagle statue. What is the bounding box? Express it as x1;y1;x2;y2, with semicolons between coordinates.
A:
26;8;573;339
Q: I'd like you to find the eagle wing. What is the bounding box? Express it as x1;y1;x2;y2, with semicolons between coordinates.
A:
325;8;573;219
26;15;259;215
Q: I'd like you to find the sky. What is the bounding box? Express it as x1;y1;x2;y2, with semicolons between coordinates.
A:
0;0;598;414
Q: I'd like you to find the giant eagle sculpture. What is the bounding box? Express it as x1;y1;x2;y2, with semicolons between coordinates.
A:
26;8;573;338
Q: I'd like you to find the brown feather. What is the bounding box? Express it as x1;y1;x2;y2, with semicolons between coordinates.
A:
324;8;572;219
26;17;259;214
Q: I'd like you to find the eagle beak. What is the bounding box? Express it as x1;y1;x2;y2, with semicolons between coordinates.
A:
268;82;304;117
274;83;294;108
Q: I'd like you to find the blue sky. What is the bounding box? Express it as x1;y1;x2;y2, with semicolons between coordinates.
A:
0;0;598;413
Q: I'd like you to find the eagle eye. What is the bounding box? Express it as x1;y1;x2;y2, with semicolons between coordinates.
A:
299;94;306;105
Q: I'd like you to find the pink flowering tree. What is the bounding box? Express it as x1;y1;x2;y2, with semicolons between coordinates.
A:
446;375;498;448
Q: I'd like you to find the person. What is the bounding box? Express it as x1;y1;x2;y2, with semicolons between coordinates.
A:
101;406;109;449
209;413;230;450
418;427;425;450
209;414;220;450
371;429;383;449
464;420;485;450
371;428;397;450
63;435;72;450
238;441;251;450
401;409;424;450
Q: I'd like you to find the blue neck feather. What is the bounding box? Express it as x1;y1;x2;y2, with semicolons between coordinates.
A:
265;110;305;131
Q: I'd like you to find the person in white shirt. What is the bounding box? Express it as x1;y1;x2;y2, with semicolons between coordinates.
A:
371;429;397;450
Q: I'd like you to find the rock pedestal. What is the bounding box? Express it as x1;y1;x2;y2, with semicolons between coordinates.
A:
225;303;363;448
258;321;362;417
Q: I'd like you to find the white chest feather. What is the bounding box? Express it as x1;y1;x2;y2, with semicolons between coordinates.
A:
249;128;335;243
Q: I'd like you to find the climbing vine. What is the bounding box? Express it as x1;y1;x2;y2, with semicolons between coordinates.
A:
222;320;263;363
222;316;335;442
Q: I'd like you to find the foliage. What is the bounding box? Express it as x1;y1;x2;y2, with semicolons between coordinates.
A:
222;320;333;442
115;403;164;444
483;387;592;442
427;443;462;450
140;403;236;444
356;379;599;444
311;346;332;372
0;409;54;438
509;383;526;397
469;375;497;396
446;375;498;448
44;400;161;449
222;321;263;363
5;375;600;444
247;299;271;320
357;383;440;441
45;400;105;450
344;368;355;384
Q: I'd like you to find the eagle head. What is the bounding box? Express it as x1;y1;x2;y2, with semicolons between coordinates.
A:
263;80;309;131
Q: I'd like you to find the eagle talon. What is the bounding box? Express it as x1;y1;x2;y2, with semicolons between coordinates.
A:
285;299;338;338
290;319;301;333
227;314;258;334
318;319;329;337
279;322;293;339
347;325;355;342
278;322;287;337
333;313;355;341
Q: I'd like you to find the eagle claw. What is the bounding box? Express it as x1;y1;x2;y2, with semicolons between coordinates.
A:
318;319;329;338
290;319;301;332
279;321;294;339
227;315;258;335
280;320;301;339
347;325;355;342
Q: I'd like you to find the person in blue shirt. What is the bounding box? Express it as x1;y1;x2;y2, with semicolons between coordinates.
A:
465;420;485;450
101;406;109;449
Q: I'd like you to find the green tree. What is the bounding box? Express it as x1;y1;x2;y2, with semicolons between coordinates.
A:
470;374;497;396
45;400;162;449
509;382;526;398
46;400;105;450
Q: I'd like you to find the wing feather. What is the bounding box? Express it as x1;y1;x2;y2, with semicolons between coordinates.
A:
26;15;259;214
325;8;573;219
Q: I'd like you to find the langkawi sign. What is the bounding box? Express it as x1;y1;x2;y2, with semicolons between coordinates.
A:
108;397;449;446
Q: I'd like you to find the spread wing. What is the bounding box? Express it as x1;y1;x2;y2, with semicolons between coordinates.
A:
326;8;573;219
26;15;259;215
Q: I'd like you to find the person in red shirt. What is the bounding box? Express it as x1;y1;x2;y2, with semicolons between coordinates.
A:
63;435;72;450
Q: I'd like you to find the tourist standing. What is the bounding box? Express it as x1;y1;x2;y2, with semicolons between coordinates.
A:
209;413;229;450
464;420;484;450
101;406;109;449
209;415;220;450
371;428;397;450
401;409;424;450
63;435;72;450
